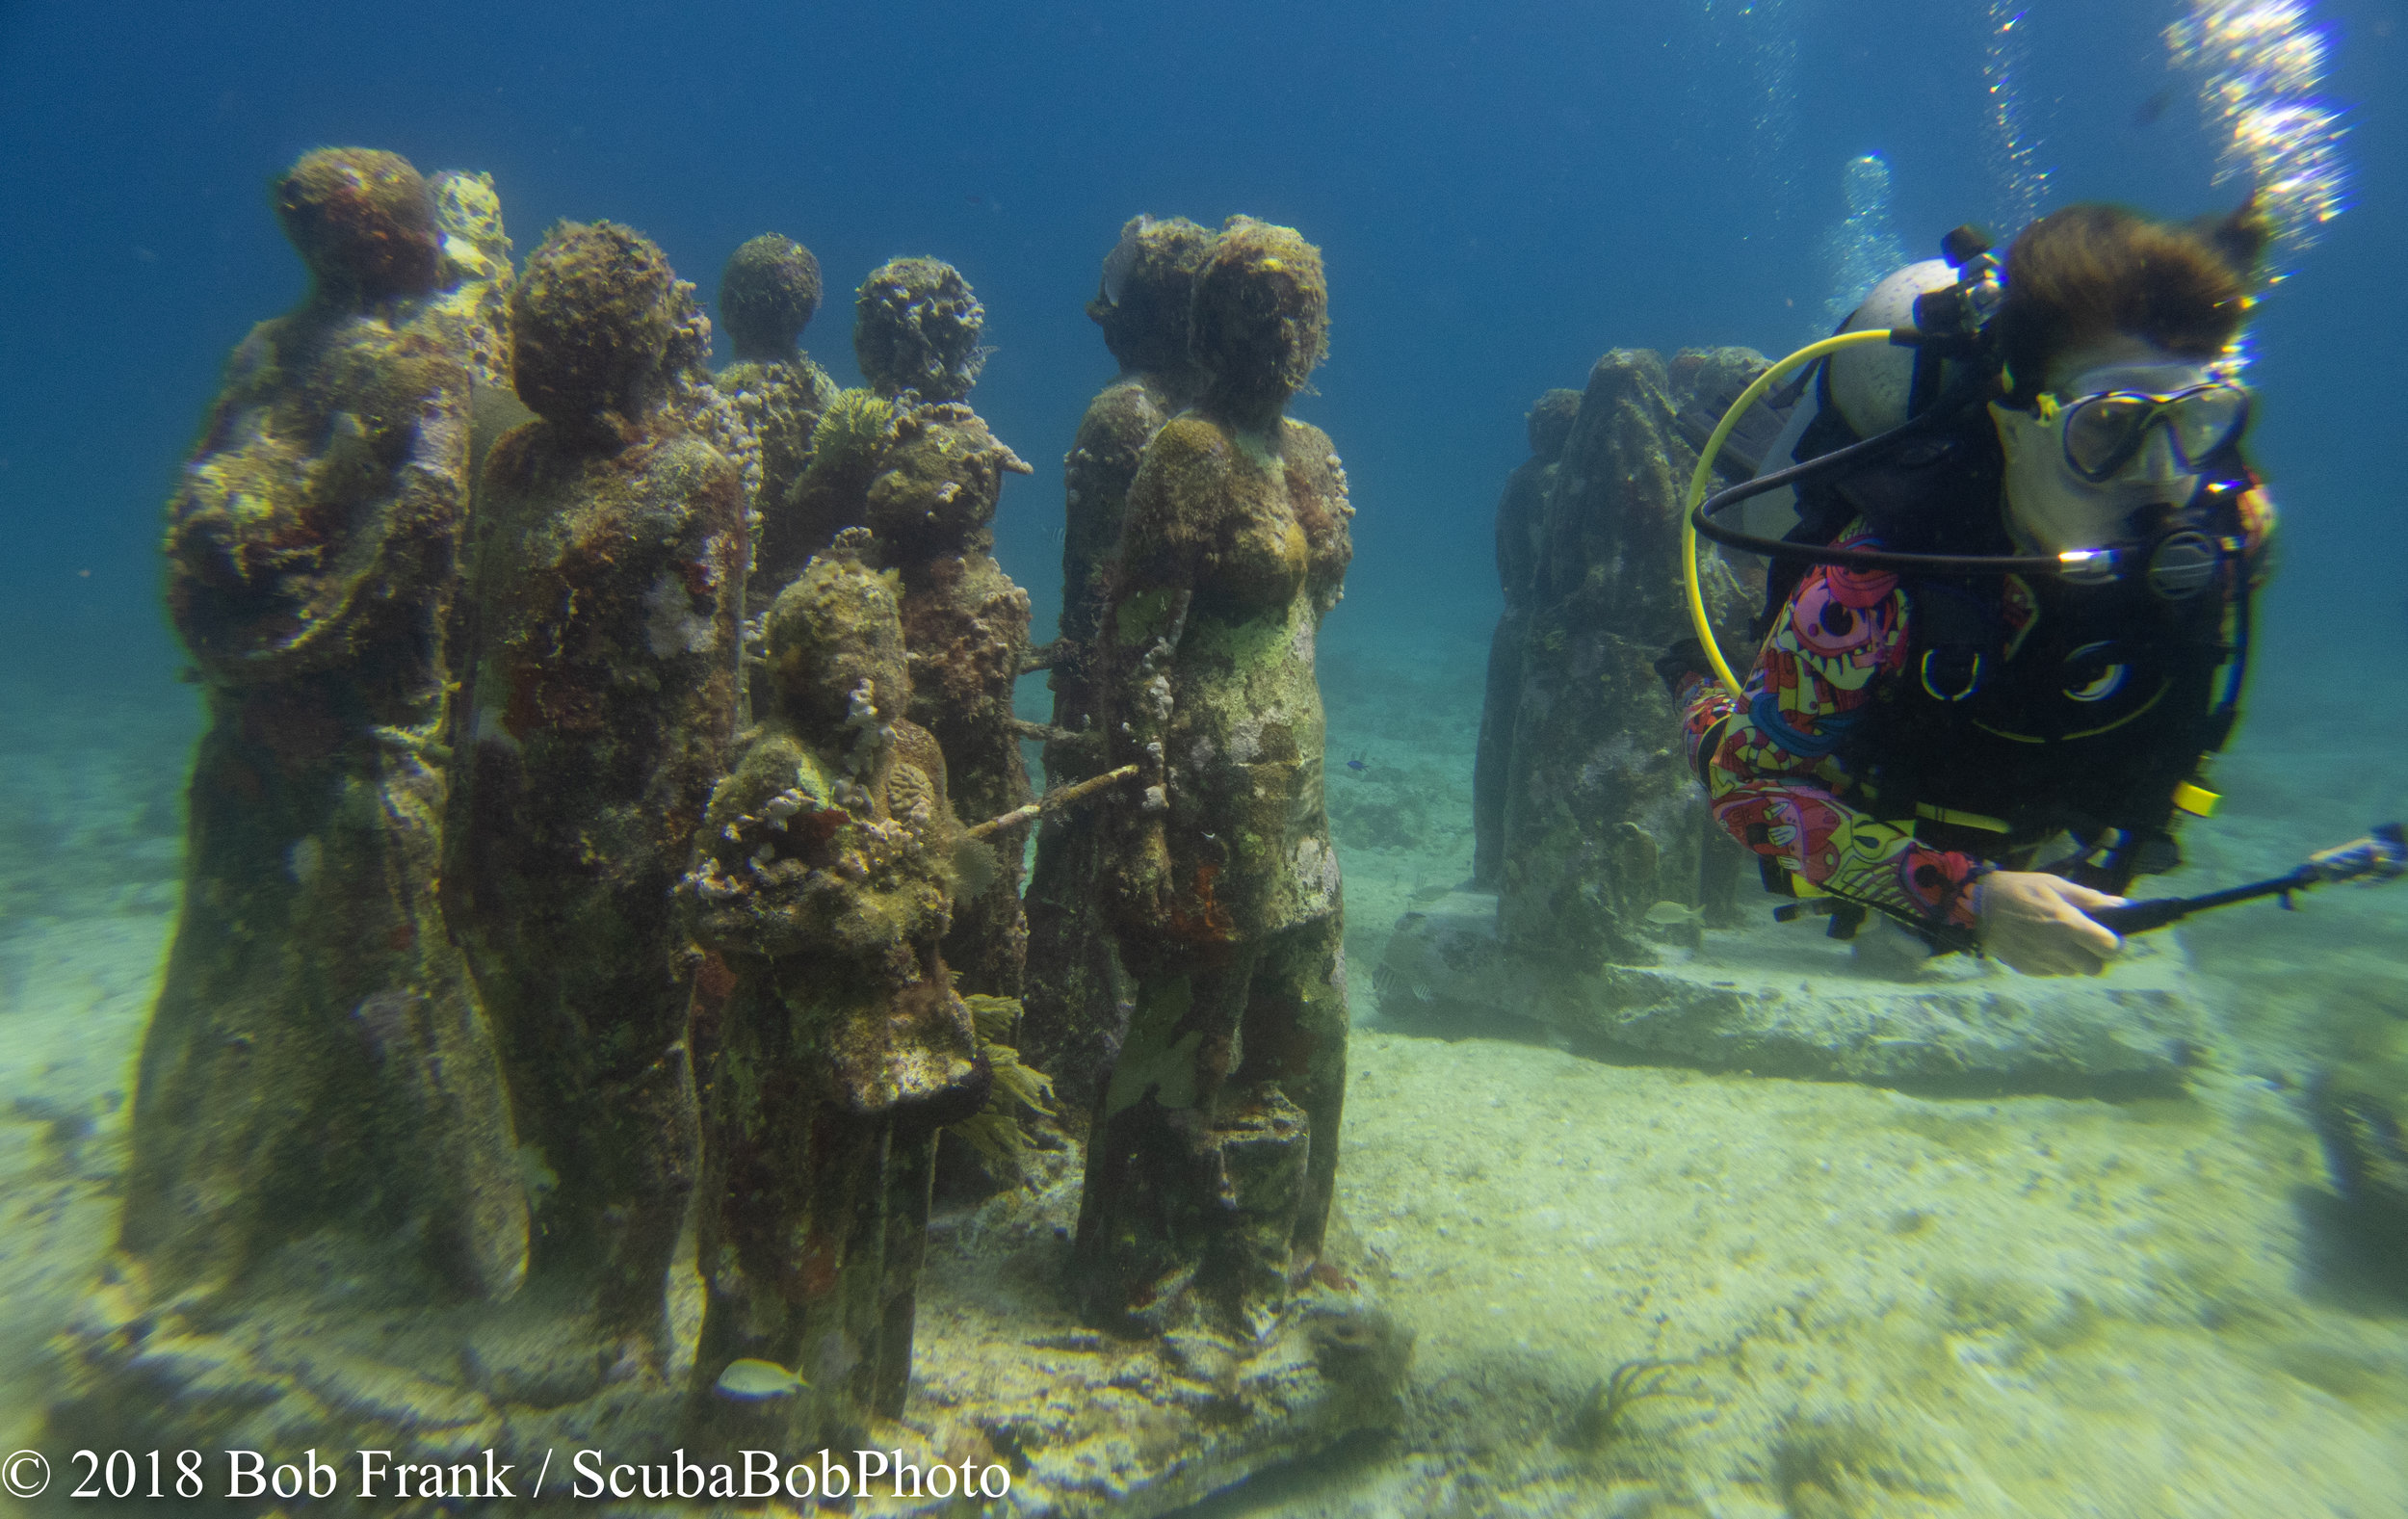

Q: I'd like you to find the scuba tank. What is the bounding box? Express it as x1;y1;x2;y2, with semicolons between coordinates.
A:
1678;227;2260;897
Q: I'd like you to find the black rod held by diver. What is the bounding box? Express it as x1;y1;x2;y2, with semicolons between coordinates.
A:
2089;823;2406;935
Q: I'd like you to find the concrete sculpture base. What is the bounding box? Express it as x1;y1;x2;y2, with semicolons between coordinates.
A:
49;1162;1406;1517
1378;889;2213;1096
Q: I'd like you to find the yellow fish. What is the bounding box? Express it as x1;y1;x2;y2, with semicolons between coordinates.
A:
715;1358;808;1401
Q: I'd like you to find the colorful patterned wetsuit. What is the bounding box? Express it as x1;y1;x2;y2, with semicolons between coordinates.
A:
1675;524;1988;933
1678;493;2274;936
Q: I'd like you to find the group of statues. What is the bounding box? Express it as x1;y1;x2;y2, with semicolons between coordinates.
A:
87;148;1361;1463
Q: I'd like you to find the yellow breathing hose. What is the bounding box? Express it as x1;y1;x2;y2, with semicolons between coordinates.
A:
1680;327;1901;700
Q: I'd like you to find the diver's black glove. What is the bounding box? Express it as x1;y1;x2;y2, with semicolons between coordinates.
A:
1653;638;1712;697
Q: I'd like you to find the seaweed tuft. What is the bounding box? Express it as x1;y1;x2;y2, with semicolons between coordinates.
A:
1565;1356;1704;1454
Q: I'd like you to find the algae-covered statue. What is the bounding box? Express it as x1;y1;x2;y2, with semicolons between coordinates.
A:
718;232;843;611
441;220;746;1372
1493;348;1760;968
854;254;987;404
677;534;988;1453
808;257;1041;1000
1074;218;1355;1337
1023;213;1215;1116
759;261;1035;1004
125;147;527;1310
862;393;1037;1000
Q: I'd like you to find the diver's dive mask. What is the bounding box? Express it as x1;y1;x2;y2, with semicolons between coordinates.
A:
2056;378;2251;482
1991;361;2251;555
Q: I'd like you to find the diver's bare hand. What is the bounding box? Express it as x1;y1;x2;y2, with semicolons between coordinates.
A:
1975;871;2125;976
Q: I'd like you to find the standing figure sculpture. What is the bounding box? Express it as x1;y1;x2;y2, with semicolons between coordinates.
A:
126;147;526;1310
848;258;1038;999
863;399;1036;998
719;232;843;612
1471;388;1581;889
1022;214;1214;1116
1074;219;1354;1337
679;534;987;1453
442;221;746;1372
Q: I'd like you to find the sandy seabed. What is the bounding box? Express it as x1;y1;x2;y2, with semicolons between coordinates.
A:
3;627;2404;1519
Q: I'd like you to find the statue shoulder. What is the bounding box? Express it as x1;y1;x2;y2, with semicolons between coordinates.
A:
1145;412;1230;462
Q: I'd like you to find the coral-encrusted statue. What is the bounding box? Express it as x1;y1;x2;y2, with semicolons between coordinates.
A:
814;255;1041;999
1022;214;1213;1117
865;398;1036;997
127;147;527;1307
718;232;842;612
758;256;1037;1000
770;256;988;579
1073;218;1355;1337
853;255;986;404
441;221;745;1370
678;535;988;1451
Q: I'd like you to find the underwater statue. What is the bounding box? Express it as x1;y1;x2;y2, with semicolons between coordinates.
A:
765;260;1036;1003
1022;213;1215;1117
677;535;988;1451
773;256;991;568
1471;386;1582;890
124;147;528;1309
1072;218;1355;1337
1491;349;1760;967
865;397;1037;997
440;220;746;1370
854;254;988;404
791;256;1039;1000
718;232;843;613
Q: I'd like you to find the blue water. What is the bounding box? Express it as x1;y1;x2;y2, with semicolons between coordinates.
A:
3;0;2404;1510
7;0;2395;676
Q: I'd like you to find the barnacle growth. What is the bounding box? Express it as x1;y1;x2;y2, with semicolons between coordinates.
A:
510;221;679;424
854;256;986;403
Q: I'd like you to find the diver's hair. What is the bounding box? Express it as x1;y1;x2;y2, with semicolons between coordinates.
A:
1997;199;2272;403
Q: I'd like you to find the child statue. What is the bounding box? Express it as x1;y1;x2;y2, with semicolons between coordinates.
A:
678;534;987;1450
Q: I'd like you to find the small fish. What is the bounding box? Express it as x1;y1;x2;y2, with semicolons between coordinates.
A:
1643;901;1705;928
715;1358;808;1401
2133;87;2175;129
1344;751;1370;774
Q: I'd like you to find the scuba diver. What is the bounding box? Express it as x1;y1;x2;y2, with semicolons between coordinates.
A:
1662;201;2276;977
